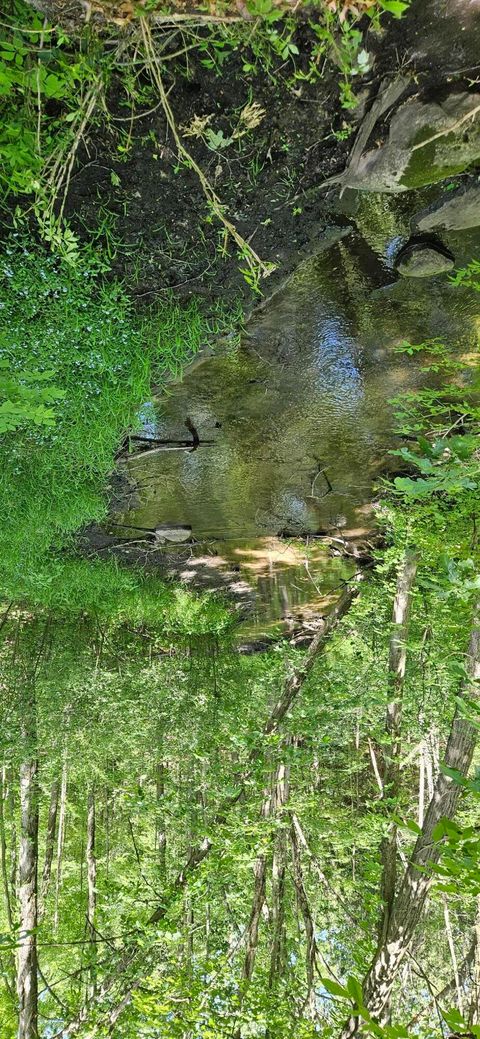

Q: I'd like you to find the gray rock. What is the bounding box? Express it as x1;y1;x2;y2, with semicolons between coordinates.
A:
415;181;480;231
404;0;480;73
395;243;455;278
343;92;480;194
155;525;192;543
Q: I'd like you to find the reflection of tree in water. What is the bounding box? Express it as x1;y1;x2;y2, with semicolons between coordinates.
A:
5;571;477;1037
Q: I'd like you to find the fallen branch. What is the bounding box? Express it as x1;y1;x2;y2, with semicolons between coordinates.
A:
139;18;275;288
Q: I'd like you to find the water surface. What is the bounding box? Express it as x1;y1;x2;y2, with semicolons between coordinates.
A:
108;215;480;640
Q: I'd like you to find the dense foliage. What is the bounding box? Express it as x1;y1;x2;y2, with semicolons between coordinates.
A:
0;508;478;1038
0;241;235;622
0;0;480;1038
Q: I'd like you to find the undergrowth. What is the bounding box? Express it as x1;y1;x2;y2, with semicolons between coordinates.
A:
0;238;236;628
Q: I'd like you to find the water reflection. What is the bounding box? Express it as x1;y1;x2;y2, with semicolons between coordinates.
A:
107;221;480;638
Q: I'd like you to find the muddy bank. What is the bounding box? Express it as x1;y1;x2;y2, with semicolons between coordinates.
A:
81;526;363;639
64;0;480;309
65;23;351;305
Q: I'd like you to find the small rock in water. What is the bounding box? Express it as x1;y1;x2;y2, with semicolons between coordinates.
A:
394;241;455;278
155;525;192;543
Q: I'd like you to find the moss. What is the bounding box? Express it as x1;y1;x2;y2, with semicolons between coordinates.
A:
400;128;480;190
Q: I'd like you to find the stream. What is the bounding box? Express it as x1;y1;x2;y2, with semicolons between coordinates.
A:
105;192;480;643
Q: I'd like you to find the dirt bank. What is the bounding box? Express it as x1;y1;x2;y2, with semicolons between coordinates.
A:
63;0;480;311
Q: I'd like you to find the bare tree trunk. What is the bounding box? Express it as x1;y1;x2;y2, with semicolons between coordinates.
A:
379;550;418;945
242;760;290;984
86;786;97;999
418;742;425;828
243;856;268;984
442;896;462;1014
0;765;14;931
183;891;194;972
290;819;318;1017
17;686;39;1039
469;896;480;1026
155;753;166;880
7;767;18;907
232;761;290;1039
0;764;16;1001
268;832;287;988
53;755;67;934
39;778;60;922
340;603;480;1038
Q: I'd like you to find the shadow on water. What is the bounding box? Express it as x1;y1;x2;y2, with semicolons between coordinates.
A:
106;214;480;642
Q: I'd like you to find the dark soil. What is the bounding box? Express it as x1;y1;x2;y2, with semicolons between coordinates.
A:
65;24;352;307
63;0;480;314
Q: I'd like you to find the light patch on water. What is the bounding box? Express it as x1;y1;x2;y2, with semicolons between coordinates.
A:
313;317;364;408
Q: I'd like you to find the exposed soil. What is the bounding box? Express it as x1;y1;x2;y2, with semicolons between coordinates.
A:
65;24;352;307
64;1;480;311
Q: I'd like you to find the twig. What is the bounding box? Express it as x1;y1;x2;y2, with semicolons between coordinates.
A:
58;87;101;219
407;941;476;1028
139;18;275;285
291;813;360;925
368;737;384;796
37;963;69;1013
150;12;246;24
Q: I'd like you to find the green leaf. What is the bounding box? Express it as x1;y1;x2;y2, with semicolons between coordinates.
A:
379;2;410;19
346;975;364;1006
432;820;448;842
442;1008;466;1029
394;477;436;499
405;818;422;835
44;73;65;98
321;977;349;999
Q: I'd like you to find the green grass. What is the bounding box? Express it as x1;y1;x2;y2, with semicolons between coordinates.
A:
0;239;237;629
